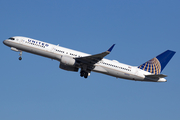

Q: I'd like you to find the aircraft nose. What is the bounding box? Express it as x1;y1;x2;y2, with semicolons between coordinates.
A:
3;39;10;46
3;40;7;45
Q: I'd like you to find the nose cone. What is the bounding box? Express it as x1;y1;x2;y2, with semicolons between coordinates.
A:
3;40;7;45
3;40;10;47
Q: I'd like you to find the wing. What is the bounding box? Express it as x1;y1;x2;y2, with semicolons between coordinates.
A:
75;44;115;66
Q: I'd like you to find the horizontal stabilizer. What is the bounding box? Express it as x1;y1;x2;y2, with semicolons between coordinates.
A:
145;74;167;79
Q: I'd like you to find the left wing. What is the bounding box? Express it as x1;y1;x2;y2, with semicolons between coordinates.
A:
75;44;115;65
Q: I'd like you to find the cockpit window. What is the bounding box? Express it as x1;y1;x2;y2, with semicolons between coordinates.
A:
9;37;15;40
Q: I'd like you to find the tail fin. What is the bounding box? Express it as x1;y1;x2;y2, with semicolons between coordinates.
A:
138;50;176;74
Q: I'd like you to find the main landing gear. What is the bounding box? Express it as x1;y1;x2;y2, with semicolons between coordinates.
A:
19;51;22;60
80;65;91;79
80;70;90;78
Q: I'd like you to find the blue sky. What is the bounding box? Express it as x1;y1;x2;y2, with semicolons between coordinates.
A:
0;0;180;120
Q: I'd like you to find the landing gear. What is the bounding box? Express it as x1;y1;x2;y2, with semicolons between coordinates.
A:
80;70;89;78
19;51;22;60
80;65;91;79
19;57;22;60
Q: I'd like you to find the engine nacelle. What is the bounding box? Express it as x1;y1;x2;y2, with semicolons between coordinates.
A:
59;63;79;72
60;55;76;66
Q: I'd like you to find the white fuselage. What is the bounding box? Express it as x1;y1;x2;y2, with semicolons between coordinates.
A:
3;36;167;82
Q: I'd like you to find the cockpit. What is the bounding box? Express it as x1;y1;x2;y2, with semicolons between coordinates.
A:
3;37;16;46
9;37;15;40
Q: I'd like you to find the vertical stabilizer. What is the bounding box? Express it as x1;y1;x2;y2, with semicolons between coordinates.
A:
138;50;176;74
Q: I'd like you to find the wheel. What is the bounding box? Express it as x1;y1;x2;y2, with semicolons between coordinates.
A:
84;72;88;78
19;57;22;60
80;71;89;78
80;73;84;77
80;71;85;77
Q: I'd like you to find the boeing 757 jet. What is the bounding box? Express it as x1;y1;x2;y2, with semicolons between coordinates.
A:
3;36;176;82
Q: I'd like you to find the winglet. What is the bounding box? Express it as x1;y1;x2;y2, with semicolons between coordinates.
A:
107;44;115;52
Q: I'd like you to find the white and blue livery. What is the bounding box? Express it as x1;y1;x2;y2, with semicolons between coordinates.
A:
3;36;176;82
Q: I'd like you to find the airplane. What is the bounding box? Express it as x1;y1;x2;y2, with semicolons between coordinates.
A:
3;36;176;82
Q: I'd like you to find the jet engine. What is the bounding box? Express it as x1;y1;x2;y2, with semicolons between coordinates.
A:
59;55;79;72
60;55;76;66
